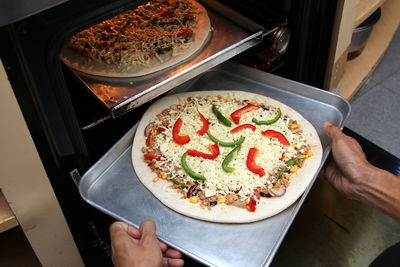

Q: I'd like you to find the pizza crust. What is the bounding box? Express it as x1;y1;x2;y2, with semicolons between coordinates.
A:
132;91;323;223
60;0;211;78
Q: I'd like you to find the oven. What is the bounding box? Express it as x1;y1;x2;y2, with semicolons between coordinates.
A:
0;0;339;266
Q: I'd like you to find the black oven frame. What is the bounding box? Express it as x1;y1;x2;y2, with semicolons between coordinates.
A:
0;0;337;265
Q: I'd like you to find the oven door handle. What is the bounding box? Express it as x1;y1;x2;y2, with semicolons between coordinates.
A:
69;168;82;187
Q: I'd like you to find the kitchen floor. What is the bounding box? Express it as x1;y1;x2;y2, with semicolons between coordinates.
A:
345;26;400;159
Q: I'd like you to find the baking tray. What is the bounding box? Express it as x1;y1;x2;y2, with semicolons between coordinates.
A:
68;0;276;119
78;61;351;266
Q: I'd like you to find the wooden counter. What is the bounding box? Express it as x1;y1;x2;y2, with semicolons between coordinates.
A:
0;190;18;233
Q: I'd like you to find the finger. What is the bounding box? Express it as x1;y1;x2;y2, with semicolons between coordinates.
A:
165;248;183;259
159;241;168;252
127;224;141;239
109;221;129;240
323;121;343;139
139;220;159;247
163;258;185;267
109;221;138;252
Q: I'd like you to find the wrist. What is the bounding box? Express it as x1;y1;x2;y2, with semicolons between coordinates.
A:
351;163;386;201
349;162;377;200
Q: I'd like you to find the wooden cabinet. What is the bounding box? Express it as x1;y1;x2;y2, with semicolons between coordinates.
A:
0;190;18;233
325;0;400;99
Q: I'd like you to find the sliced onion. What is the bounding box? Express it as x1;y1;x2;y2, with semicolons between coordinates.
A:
187;184;198;198
144;123;154;137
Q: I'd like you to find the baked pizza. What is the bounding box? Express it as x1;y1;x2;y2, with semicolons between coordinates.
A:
60;0;211;77
132;91;322;223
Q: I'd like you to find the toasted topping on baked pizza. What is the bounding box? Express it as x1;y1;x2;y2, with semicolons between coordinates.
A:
70;0;199;66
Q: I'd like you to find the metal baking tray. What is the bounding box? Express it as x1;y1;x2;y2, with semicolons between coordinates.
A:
78;61;351;266
68;0;277;118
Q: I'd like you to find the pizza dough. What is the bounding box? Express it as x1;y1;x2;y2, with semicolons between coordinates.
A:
60;0;211;78
132;91;323;223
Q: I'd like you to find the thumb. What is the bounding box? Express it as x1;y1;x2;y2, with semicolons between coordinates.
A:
139;220;159;247
323;121;343;139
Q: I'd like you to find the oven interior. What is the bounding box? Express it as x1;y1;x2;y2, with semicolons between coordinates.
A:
0;0;336;265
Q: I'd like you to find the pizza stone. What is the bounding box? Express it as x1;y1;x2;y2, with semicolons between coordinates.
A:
132;91;323;223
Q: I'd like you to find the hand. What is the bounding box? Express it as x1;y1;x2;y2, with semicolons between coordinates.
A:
110;221;184;267
322;121;372;199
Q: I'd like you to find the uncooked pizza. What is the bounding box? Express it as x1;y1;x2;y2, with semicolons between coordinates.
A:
60;0;211;77
132;91;322;223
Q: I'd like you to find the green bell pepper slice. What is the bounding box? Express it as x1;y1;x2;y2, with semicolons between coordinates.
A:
252;108;282;125
206;131;245;147
170;178;186;189
212;105;232;127
285;157;303;166
222;145;242;173
181;153;207;181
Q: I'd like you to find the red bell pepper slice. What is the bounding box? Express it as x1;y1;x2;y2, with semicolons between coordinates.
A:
157;127;166;133
230;124;256;134
146;132;153;147
230;104;259;124
172;118;191;145
144;153;162;161
261;130;290;146
197;112;210;136
246;194;259;212
187;144;220;160
246;148;265;177
177;28;193;37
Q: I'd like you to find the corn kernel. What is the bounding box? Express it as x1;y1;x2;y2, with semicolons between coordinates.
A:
161;174;168;180
217;197;226;203
189;196;198;204
152;177;160;183
154;163;160;168
299;154;307;159
290;123;298;129
290;166;298;173
291;144;296;148
307;151;314;158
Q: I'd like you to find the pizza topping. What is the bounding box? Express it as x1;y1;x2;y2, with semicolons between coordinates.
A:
222;145;242;173
285;157;303;166
246;148;265;177
196;112;210;136
246;194;260;212
268;187;286;197
171;177;186;188
143;95;314;212
144;153;162;161
70;0;200;66
230;124;256;134
181;152;207;181
230;104;260;124
172;117;191;145
157;127;166;133
146;131;154;147
187;144;220;160
252;108;282;125
207;131;245;147
186;183;198;198
261;129;290;147
212;105;232;127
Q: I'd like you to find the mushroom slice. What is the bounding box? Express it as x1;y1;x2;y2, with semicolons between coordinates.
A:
268;187;286;197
